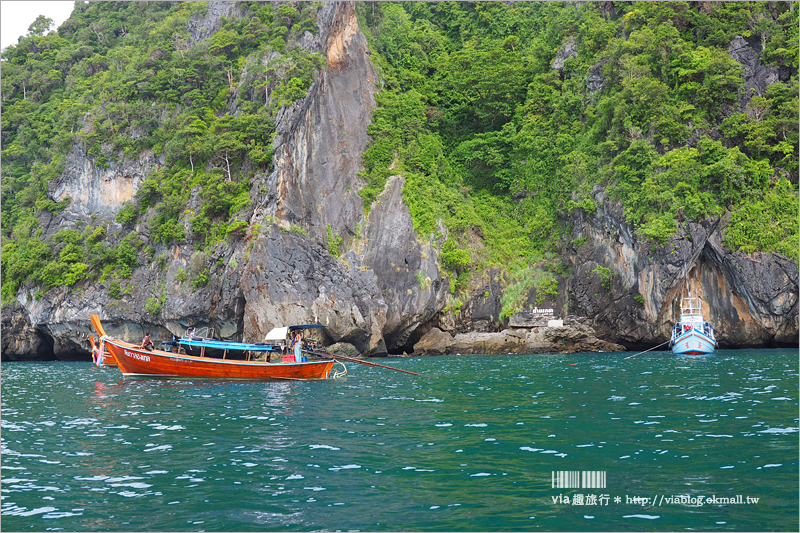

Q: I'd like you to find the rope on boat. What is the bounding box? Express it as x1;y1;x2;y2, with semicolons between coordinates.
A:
623;339;671;360
332;361;347;379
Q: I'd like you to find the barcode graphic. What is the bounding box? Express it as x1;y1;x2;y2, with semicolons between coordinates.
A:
551;471;606;488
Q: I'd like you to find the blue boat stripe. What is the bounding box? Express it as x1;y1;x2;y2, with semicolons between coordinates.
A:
179;339;277;351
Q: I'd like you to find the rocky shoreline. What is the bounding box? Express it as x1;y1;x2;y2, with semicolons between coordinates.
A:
410;314;625;356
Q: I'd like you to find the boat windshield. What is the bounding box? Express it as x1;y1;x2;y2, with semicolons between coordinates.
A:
680;297;703;318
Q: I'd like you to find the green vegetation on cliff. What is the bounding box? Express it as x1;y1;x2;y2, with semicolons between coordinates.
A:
355;1;798;291
1;1;323;303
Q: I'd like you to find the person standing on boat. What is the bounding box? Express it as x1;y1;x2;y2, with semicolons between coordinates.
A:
141;332;154;351
292;331;302;362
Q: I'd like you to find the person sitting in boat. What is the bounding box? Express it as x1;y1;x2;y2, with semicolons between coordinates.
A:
141;332;154;351
189;327;196;340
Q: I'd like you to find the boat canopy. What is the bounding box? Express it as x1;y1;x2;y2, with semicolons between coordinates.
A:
264;326;289;341
177;338;275;352
265;324;325;341
289;324;326;332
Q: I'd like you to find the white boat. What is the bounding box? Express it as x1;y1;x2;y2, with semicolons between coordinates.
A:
670;294;717;355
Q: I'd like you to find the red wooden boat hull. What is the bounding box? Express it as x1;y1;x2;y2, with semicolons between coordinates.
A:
90;316;334;380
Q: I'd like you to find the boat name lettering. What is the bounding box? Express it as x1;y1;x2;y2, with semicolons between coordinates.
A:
124;350;150;362
530;307;554;315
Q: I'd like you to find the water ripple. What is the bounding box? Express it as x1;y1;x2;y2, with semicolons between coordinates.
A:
1;351;797;531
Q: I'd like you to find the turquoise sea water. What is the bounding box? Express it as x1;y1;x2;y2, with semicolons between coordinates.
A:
2;349;798;531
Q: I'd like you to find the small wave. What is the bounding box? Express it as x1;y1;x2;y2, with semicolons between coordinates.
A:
329;464;361;472
105;476;144;483
148;424;185;431
623;514;660;520
309;444;340;450
464;423;487;427
758;427;798;434
109;482;152;489
470;472;491;477
115;490;147;498
143;444;172;452
5;506;58;517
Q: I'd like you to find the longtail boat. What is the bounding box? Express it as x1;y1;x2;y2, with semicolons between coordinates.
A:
89;315;336;380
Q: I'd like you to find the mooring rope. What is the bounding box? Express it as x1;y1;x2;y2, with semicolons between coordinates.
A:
332;360;347;379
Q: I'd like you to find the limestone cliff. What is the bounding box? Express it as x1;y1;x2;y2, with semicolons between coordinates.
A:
562;189;798;349
2;2;390;359
1;3;797;361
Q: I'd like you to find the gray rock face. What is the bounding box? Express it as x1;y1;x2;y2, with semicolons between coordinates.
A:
563;189;798;349
587;61;606;93
187;1;242;46
542;323;626;353
360;175;448;351
450;271;504;333
241;225;388;356
728;35;779;107
552;36;578;71
1;303;51;361
50;146;161;222
413;327;454;355
254;1;377;247
327;342;360;357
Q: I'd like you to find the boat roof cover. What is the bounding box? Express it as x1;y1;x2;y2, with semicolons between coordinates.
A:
264;324;326;341
264;326;289;341
289;324;326;332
